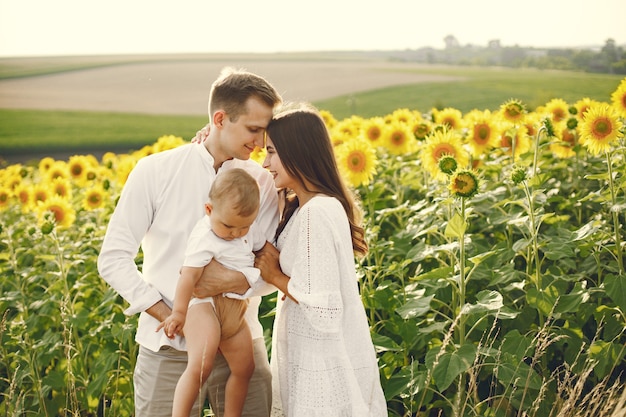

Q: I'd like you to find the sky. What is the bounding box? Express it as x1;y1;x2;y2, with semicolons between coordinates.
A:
1;0;625;57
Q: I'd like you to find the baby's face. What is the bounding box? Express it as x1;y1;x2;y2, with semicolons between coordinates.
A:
208;203;257;241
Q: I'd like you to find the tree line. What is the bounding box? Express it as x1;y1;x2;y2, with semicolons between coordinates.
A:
386;38;626;74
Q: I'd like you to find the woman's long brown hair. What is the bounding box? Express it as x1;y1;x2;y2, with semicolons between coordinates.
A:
268;104;368;257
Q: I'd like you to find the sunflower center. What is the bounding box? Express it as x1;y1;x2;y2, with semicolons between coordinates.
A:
49;205;65;223
71;165;83;176
433;144;456;161
367;127;381;141
562;130;576;146
19;191;29;204
591;117;612;139
552;109;566;122
348;151;366;172
391;132;406;145
474;124;490;143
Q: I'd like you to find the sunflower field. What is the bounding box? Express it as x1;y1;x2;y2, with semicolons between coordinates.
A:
1;77;626;417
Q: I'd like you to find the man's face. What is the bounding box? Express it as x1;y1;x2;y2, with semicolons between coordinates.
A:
221;96;273;161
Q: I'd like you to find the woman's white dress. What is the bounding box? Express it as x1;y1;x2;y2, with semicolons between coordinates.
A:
270;195;387;417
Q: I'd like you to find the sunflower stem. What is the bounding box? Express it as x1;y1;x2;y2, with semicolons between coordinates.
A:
605;150;624;276
532;126;546;177
523;181;542;291
458;197;467;347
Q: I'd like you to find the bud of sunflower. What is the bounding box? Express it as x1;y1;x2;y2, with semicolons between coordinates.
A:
414;123;430;141
542;118;556;138
566;117;578;130
438;155;458;175
449;169;479;198
41;221;54;235
568;106;578;116
510;166;527;185
103;179;111;190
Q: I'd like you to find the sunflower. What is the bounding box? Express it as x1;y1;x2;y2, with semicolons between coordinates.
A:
575;97;601;121
383;121;416;155
463;109;501;157
330;129;353;147
421;129;469;181
359;117;386;147
51;177;73;199
319;109;338;130
1;171;22;191
332;117;362;138
32;184;51;205
544;98;570;123
413;120;433;141
510;165;528;185
250;146;267;165
133;145;155;160
45;160;70;182
82;185;109;211
549;122;577;158
83;166;99;183
101;152;119;170
67;155;91;183
116;155;138;186
38;157;56;173
499;125;532;160
152;135;186;153
389;108;419;125
36;194;76;229
449;169;480;199
610;78;626;119
522;112;542;139
434;107;463;130
335;138;378;188
13;184;33;213
438;155;458;175
499;99;527;124
0;186;11;211
579;103;624;155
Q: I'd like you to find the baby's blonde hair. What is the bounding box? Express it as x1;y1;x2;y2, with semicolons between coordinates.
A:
209;168;260;217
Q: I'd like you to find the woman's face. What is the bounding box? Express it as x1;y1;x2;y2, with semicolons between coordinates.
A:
263;136;293;190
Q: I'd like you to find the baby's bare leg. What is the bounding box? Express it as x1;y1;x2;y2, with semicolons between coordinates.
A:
219;323;255;417
172;303;220;417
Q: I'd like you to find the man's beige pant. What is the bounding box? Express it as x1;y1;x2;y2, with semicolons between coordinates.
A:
134;337;271;417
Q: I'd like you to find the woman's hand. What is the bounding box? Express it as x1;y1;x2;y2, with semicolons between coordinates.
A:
191;123;211;143
254;241;281;285
255;241;298;303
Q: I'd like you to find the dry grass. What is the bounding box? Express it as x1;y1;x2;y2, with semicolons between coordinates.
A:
0;53;460;115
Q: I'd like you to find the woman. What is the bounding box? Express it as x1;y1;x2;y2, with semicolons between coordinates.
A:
255;103;387;416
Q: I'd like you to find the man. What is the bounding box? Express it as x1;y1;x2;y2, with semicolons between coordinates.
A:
98;67;282;417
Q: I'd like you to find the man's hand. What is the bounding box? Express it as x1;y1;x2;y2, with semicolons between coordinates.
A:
146;299;172;323
194;258;249;298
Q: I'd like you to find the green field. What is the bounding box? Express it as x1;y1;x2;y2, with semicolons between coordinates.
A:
0;61;622;160
315;66;622;118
